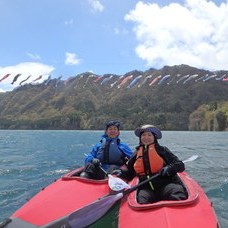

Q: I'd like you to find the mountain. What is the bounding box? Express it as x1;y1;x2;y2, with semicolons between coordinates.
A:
0;64;227;130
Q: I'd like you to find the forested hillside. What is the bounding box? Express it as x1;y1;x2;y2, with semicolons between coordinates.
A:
189;101;228;131
0;64;227;131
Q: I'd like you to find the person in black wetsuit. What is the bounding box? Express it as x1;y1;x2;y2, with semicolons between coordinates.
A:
112;124;187;204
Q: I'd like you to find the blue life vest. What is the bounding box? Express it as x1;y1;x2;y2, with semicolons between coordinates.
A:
96;138;124;165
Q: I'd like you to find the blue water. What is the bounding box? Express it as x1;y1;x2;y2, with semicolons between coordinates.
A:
0;130;227;227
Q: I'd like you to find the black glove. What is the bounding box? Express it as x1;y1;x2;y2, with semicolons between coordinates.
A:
91;158;101;167
111;169;122;177
159;165;171;176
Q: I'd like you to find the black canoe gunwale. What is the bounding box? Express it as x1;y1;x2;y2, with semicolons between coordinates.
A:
61;167;109;184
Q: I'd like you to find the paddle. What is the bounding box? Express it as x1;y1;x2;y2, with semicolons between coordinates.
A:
99;166;131;191
68;172;161;228
68;155;198;228
181;154;198;163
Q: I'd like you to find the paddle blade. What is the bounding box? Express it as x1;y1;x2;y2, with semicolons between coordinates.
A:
183;155;198;163
68;193;123;228
108;174;131;191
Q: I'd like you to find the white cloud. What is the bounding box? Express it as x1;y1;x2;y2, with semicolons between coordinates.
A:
88;0;104;13
64;19;74;25
0;62;54;92
114;27;128;35
125;0;228;70
27;52;41;60
65;52;81;65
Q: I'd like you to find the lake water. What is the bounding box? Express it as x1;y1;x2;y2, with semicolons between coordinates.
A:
0;130;227;227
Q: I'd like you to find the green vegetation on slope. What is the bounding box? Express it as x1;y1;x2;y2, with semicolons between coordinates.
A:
189;101;228;131
0;65;227;131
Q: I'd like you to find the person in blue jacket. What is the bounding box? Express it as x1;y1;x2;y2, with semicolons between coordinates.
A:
80;121;133;179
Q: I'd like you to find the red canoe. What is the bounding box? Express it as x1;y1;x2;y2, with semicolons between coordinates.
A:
0;169;219;228
119;172;219;228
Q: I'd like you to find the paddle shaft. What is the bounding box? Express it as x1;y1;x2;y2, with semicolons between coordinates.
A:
123;172;160;196
99;165;108;176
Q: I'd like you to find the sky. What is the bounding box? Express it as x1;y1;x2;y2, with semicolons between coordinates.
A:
0;0;228;92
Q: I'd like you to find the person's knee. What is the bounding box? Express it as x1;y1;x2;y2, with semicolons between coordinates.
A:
162;183;187;201
84;162;96;173
137;189;157;204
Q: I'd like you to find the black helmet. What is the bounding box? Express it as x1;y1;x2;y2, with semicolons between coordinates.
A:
105;121;120;130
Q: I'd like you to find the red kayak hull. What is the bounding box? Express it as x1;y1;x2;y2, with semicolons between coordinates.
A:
2;170;219;228
118;172;219;228
4;168;110;227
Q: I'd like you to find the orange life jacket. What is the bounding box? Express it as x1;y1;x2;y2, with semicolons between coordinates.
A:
134;144;164;175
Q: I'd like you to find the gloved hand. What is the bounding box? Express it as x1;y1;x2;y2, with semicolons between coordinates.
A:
159;165;171;176
111;169;122;177
91;158;101;167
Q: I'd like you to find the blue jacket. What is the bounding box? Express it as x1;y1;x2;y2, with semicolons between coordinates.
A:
85;134;133;170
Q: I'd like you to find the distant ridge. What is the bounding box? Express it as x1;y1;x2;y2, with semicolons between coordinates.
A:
0;64;227;131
